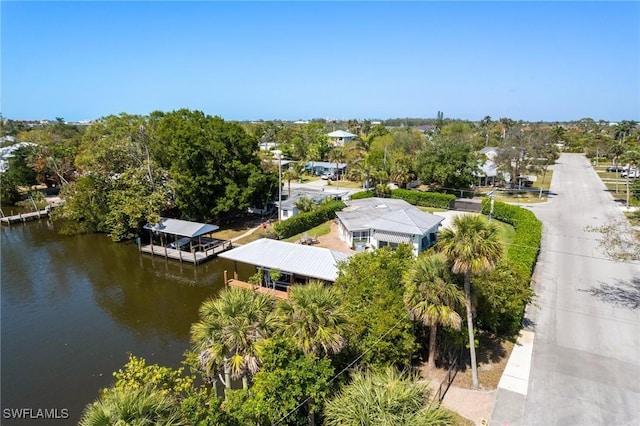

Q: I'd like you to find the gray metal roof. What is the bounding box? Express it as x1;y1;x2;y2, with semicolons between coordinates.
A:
278;188;349;210
367;209;444;235
327;130;356;138
218;239;352;282
336;198;443;235
306;161;347;170
144;218;219;238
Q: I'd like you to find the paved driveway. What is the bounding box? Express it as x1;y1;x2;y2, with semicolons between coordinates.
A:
493;153;640;425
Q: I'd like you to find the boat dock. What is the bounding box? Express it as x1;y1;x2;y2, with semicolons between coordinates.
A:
224;271;290;300
140;239;232;265
1;210;49;225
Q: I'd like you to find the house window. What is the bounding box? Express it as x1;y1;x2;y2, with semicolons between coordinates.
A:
378;241;399;250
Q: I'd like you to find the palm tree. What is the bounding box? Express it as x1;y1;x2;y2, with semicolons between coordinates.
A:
324;367;454;426
191;287;275;390
390;154;415;189
79;386;185;426
328;147;346;181
282;167;298;199
275;281;349;356
437;214;502;389
403;253;464;371
353;155;375;189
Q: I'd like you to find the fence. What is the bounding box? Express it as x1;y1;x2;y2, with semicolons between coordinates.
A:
432;347;464;403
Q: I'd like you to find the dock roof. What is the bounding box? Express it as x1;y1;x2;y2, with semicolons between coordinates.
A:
219;239;352;282
144;218;219;238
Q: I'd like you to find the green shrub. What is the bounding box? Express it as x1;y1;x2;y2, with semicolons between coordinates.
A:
391;189;455;209
481;199;541;278
349;190;375;200
274;200;345;239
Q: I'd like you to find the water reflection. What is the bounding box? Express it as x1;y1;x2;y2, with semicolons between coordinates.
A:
1;221;252;424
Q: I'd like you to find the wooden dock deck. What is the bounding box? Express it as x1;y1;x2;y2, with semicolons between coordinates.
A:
226;278;290;300
140;240;232;265
1;210;49;225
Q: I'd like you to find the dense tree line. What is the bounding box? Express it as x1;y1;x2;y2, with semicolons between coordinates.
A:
1;110;279;240
4;113;636;237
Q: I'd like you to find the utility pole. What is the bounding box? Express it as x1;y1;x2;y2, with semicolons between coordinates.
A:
273;150;282;221
487;189;496;222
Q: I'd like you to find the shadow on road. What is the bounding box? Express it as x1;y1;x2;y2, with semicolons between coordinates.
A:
579;277;640;310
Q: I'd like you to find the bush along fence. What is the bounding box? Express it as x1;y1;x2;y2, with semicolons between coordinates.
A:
481;199;542;279
474;199;542;335
273;200;345;239
349;189;456;210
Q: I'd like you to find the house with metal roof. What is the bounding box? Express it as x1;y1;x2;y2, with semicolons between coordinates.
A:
327;130;356;147
218;239;352;297
140;218;231;264
306;161;348;177
277;187;350;221
335;198;444;256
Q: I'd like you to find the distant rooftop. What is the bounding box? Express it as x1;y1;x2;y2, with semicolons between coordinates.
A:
327;130;356;138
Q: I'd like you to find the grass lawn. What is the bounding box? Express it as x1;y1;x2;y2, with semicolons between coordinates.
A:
492;191;548;204
597;171;623;180
417;206;448;214
283;220;333;243
536;169;553;190
325;179;363;189
492;219;516;249
603;181;639;204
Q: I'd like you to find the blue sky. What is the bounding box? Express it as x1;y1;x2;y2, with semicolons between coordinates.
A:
2;1;639;122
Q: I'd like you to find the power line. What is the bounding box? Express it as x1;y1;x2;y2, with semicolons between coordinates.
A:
271;312;410;426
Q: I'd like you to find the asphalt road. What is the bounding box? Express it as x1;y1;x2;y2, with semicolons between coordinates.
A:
520;153;640;425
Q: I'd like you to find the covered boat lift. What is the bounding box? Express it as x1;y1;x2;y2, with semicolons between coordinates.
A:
140;218;232;265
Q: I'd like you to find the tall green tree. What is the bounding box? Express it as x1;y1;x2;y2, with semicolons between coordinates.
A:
333;246;416;368
275;281;349;356
151;109;272;220
403;253;464;371
223;337;334;426
437;214;502;389
0;145;37;204
415;136;480;189
191;287;276;390
323;367;453;426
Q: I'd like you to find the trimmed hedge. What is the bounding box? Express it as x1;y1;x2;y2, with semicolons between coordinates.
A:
481;199;542;279
349;190;375;200
390;189;456;210
274;200;345;239
349;189;455;209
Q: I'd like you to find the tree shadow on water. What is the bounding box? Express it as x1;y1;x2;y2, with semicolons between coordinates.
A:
579;277;640;310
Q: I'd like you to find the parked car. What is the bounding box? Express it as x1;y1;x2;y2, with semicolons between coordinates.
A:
607;165;625;172
321;173;338;181
621;169;639;178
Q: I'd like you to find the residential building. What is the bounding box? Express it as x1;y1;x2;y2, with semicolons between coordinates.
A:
335;198;444;256
327;130;356;147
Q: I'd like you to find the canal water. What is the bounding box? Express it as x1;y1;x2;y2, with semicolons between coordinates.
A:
1;218;252;424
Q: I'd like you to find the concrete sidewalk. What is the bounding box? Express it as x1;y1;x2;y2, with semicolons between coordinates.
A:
490;330;535;425
431;329;535;425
